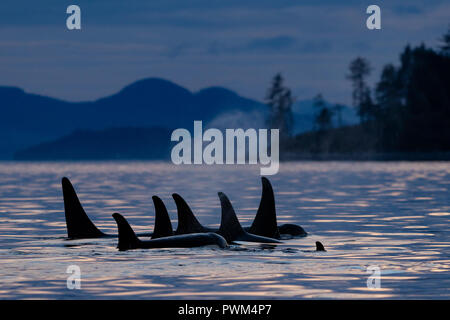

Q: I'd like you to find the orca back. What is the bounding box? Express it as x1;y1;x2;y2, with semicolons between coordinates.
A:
248;177;281;239
151;196;174;239
62;177;105;239
217;192;281;243
172;193;207;234
217;192;246;242
112;213;141;251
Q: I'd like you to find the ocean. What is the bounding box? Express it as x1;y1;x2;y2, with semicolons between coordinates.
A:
0;161;449;299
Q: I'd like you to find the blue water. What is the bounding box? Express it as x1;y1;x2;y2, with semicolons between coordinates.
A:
0;161;449;299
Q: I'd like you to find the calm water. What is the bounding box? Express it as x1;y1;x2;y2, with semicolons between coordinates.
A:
0;161;449;299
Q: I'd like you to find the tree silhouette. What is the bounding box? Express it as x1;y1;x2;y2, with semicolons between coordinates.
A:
333;104;345;127
439;27;450;55
313;94;333;131
347;57;373;123
265;73;294;141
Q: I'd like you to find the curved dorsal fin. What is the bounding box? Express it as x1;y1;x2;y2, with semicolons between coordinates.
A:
316;241;326;251
172;193;206;234
61;177;105;239
112;213;141;251
248;177;280;239
151;196;174;239
217;192;245;242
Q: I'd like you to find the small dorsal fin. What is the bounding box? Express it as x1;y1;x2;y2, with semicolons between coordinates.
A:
61;177;105;239
249;177;280;239
172;193;206;234
112;213;141;251
151;196;174;239
316;241;326;251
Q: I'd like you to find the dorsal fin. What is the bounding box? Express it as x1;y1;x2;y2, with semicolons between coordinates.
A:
112;213;141;251
316;241;326;252
217;192;245;242
151;196;174;239
249;177;281;239
61;177;105;239
172;193;206;234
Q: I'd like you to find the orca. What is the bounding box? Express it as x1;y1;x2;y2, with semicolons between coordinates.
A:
299;241;327;253
216;192;281;244
173;192;281;243
62;176;303;242
249;177;307;238
172;193;216;235
278;224;307;237
247;176;280;239
315;241;326;252
62;177;109;239
150;195;174;239
112;213;228;251
172;177;306;240
61;177;171;239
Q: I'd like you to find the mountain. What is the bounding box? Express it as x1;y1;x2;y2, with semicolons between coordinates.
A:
1;77;357;160
14;127;172;160
0;78;264;159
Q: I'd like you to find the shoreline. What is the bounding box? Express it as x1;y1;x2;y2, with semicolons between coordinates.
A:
2;152;450;162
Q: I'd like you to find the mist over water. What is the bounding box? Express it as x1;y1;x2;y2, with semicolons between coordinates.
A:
0;161;449;299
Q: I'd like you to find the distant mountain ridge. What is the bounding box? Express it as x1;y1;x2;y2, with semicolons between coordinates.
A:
1;77;357;159
14;127;173;160
0;78;263;159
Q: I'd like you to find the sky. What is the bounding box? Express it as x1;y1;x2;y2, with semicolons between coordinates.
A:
0;0;448;105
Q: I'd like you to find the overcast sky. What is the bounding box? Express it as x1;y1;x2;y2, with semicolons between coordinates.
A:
0;0;448;105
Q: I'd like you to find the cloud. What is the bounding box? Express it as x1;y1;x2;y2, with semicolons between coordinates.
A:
0;0;448;106
245;36;296;51
393;5;423;15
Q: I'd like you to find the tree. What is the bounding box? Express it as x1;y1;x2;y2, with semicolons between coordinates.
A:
375;64;403;150
333;104;345;127
439;27;450;55
346;57;373;122
313;94;333;131
265;73;294;141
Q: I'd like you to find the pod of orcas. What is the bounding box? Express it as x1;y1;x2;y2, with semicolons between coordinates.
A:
61;176;326;252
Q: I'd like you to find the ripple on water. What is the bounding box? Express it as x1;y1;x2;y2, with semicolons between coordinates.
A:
0;161;449;299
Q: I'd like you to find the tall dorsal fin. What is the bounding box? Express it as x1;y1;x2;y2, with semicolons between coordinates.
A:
218;192;282;244
172;193;206;234
112;213;141;251
151;196;174;239
217;192;245;242
248;177;280;239
61;177;105;239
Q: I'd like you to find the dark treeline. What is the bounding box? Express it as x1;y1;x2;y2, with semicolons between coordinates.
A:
267;28;450;157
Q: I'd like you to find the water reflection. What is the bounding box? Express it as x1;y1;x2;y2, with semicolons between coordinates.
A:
0;161;449;299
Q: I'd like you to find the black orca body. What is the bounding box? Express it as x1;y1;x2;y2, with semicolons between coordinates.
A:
172;193;216;235
315;241;326;252
248;177;307;238
112;213;228;251
247;177;280;239
62;176;305;242
278;224;307;237
62;177;107;239
173;192;281;243
216;192;282;244
150;196;174;239
173;177;307;240
61;177;171;239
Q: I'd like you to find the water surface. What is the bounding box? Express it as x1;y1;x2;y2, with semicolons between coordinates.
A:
0;161;449;299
